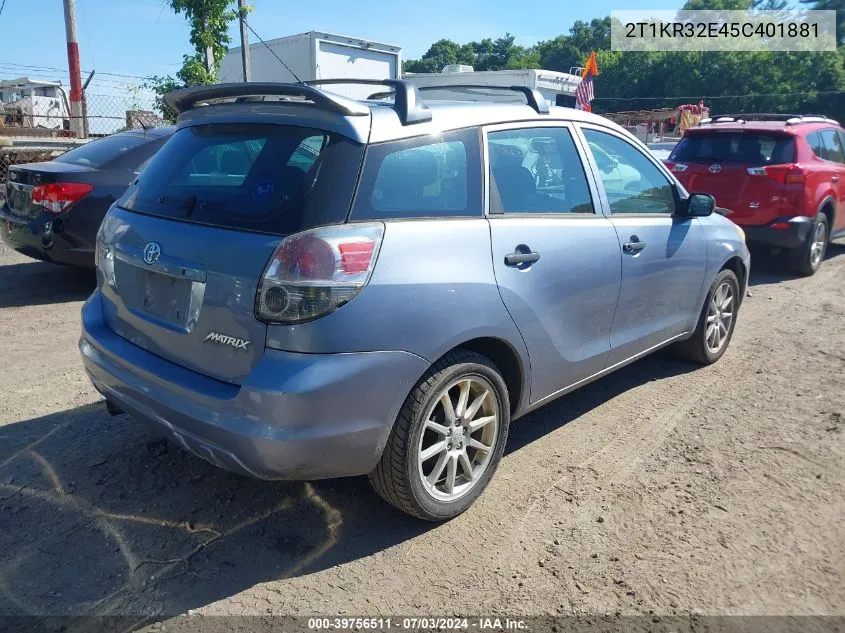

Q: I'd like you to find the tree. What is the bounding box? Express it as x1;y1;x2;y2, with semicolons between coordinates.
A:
403;39;474;73
800;0;845;45
404;33;536;73
147;0;241;120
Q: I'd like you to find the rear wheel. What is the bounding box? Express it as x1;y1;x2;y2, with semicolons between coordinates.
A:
674;269;739;365
369;350;510;521
791;213;829;276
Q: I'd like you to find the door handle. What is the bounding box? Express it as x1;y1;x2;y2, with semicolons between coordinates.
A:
833;176;840;183
504;250;541;266
623;237;647;253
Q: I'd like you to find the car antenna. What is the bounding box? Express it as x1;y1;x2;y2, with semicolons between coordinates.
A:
238;15;303;84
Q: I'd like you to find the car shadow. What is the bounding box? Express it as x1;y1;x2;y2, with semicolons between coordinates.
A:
0;260;95;308
0;350;700;622
747;241;845;287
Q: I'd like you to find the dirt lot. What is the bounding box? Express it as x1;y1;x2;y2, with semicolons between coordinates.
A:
0;241;843;624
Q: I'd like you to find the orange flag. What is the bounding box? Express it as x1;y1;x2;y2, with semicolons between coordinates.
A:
581;51;599;79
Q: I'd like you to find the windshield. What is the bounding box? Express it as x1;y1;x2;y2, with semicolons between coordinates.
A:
120;123;365;235
55;134;150;168
670;132;795;165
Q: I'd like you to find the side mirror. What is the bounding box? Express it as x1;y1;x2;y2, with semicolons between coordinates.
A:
683;192;715;217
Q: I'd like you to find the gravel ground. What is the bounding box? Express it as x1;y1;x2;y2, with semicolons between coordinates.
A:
0;242;843;623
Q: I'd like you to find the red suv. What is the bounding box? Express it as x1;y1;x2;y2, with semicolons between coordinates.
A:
666;114;845;275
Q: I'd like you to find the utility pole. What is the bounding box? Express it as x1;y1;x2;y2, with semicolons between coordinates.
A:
81;70;95;138
237;0;251;82
62;0;85;138
204;19;215;74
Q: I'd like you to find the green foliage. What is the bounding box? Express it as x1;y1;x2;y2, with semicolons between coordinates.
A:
801;0;845;45
146;0;241;121
403;34;536;73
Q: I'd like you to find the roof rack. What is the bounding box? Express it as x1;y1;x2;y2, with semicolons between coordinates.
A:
367;84;550;115
699;113;839;126
305;79;432;125
164;82;370;117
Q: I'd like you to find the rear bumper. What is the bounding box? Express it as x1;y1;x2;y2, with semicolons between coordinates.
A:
740;216;813;249
79;291;429;480
0;204;94;267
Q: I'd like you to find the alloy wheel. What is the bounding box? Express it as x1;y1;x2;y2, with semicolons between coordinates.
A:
705;281;735;354
417;376;500;502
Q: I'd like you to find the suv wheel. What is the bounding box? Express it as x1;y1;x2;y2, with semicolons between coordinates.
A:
791;213;829;276
369;350;510;521
674;269;740;365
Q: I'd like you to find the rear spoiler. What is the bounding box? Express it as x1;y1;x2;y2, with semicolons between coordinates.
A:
305;79;432;125
163;82;370;117
164;79;435;126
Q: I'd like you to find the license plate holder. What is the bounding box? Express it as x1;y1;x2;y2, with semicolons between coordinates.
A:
137;269;192;326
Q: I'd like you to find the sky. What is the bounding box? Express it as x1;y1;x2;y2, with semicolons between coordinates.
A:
0;0;685;94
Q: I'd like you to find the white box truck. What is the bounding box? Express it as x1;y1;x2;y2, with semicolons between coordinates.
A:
405;66;582;108
219;31;401;100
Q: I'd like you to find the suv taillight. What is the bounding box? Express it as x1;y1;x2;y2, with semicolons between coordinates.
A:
256;223;384;324
762;163;806;184
665;161;688;173
31;182;93;214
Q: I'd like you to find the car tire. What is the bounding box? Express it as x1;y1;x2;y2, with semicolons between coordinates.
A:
674;268;740;365
369;349;511;521
791;213;829;276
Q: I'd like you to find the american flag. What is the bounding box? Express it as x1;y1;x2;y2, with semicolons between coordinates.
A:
575;51;599;112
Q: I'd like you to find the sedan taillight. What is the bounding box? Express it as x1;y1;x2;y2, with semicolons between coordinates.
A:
31;182;94;214
255;223;384;324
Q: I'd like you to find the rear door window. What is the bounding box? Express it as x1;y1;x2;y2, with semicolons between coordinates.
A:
807;131;827;159
121;123;365;235
820;129;845;164
351;127;481;220
671;133;795;165
487;126;594;214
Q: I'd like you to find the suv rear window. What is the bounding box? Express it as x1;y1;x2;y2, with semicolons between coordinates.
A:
351;127;481;220
120;123;364;235
671;132;795;165
55;133;150;168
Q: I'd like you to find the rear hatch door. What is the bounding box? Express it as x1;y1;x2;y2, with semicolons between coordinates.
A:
670;130;795;225
97;120;365;384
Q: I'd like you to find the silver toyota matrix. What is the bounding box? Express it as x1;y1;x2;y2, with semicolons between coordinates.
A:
80;80;750;520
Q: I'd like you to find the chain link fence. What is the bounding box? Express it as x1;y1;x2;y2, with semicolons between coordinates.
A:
0;92;161;201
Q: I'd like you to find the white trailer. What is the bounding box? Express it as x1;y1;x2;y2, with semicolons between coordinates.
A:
404;66;582;108
219;31;401;100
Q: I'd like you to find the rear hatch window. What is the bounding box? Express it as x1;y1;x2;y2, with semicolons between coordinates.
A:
55;134;150;168
671;132;795;165
121;123;365;235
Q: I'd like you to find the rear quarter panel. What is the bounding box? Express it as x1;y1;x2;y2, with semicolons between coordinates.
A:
265;219;530;403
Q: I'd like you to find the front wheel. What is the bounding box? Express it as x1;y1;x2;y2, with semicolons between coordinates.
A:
369;350;510;521
674;269;740;365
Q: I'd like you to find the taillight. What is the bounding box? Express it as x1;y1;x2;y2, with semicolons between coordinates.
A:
762;163;805;184
31;182;93;214
665;161;688;173
256;223;384;324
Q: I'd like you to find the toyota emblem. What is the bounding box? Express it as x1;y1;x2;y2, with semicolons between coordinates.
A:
143;242;162;265
708;164;722;174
